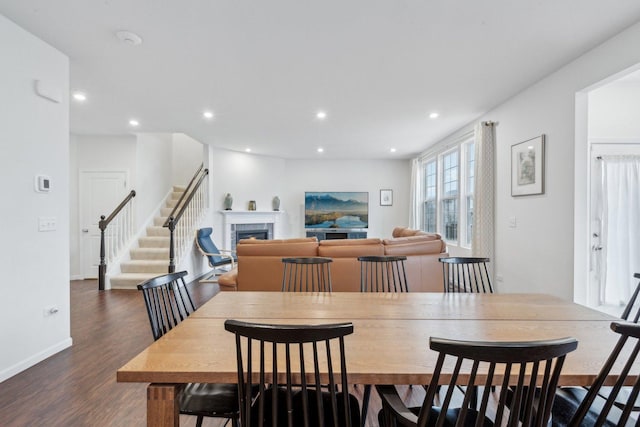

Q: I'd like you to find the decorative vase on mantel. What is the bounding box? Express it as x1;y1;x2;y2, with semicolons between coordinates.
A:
272;196;280;211
248;200;257;211
223;193;233;210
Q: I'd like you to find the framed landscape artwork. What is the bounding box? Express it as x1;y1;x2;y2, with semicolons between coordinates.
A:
511;135;545;196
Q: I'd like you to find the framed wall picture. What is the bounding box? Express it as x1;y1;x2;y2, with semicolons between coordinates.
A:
380;189;393;206
511;135;545;196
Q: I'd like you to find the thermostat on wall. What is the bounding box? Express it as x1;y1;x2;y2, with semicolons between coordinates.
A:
35;175;51;193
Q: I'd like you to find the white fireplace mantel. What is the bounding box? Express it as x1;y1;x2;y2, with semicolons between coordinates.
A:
220;210;284;250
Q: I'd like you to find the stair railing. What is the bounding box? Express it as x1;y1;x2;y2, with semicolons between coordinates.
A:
98;190;136;290
163;165;209;272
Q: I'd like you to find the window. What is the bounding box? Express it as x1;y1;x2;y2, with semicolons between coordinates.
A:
423;160;437;233
419;136;475;249
441;150;459;241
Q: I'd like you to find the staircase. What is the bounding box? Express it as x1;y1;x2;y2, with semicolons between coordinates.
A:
109;186;185;289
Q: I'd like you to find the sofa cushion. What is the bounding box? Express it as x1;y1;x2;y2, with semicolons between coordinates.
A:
392;227;432;238
383;234;441;245
238;237;318;245
318;238;384;258
237;239;318;256
384;239;446;256
319;238;382;246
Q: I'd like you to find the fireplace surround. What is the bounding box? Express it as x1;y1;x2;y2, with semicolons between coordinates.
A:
220;210;284;250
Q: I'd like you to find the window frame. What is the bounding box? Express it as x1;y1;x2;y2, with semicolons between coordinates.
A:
419;136;475;250
423;159;437;233
440;148;460;243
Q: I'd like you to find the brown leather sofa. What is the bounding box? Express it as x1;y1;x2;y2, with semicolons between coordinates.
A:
217;227;448;292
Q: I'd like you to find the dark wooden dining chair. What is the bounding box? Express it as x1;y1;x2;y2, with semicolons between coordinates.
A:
358;255;409;293
357;255;409;426
567;273;640;416
377;335;577;427
439;257;493;293
281;257;333;292
620;272;640;323
551;322;640;426
224;319;360;427
137;271;240;427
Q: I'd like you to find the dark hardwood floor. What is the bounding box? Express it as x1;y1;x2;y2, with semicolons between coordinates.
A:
0;280;425;426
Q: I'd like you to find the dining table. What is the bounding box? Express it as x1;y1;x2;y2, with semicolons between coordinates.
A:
117;291;627;427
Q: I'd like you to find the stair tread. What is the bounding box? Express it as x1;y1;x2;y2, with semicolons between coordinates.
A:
109;185;190;289
109;273;162;289
122;260;169;265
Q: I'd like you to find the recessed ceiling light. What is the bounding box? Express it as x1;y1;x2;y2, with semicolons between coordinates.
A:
429;112;439;119
316;111;327;120
129;119;139;127
115;30;143;46
390;148;397;153
317;147;324;153
245;148;252;153
203;111;214;119
72;92;87;102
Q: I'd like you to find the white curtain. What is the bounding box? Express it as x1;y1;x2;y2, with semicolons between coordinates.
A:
601;155;640;305
472;122;496;274
409;157;422;229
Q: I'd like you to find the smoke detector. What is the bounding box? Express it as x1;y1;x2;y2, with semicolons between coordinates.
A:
115;30;143;46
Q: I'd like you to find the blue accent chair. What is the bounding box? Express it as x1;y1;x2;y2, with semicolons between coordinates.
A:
195;228;237;281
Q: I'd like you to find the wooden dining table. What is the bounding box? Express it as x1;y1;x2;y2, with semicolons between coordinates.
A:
117;292;625;427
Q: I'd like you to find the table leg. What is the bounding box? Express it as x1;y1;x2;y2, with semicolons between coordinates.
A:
147;383;181;427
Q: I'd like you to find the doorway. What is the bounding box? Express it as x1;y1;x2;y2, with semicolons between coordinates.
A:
576;66;640;312
79;170;129;279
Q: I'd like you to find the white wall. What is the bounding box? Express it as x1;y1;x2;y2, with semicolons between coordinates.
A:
283;159;411;239
172;133;205;185
206;148;287;244
203;149;410;246
589;80;640;140
447;21;640;299
135;133;174;228
0;15;71;382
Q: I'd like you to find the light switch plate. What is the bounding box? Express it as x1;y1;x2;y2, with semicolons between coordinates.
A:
38;216;57;231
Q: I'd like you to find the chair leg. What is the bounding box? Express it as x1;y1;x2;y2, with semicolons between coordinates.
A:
362;384;372;427
195;415;204;427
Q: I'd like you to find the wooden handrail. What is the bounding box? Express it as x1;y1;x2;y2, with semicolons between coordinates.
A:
163;164;203;228
163;166;209;272
99;190;136;231
98;190;136;290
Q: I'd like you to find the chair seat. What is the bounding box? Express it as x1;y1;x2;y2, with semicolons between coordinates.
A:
251;387;360;427
210;254;237;267
552;387;629;427
378;406;492;427
179;382;239;418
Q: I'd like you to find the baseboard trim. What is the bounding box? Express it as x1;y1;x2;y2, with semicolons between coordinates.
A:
0;337;73;383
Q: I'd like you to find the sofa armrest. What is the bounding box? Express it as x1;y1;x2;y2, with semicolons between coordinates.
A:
218;267;238;291
384;239;446;256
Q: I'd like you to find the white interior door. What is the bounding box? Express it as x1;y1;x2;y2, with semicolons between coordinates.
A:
79;171;128;278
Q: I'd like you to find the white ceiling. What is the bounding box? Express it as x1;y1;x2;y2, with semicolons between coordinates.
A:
2;1;640;159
